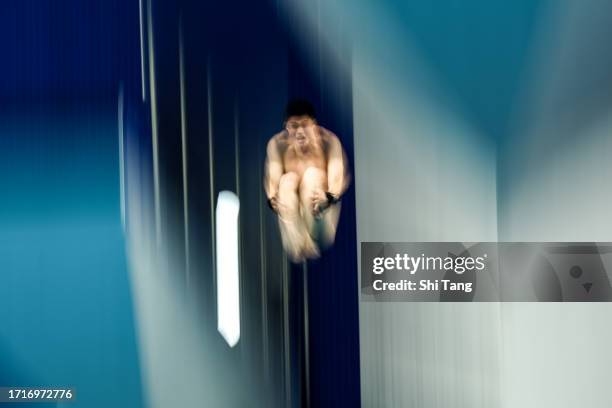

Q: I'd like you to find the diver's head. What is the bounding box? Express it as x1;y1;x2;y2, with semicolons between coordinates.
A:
284;98;317;147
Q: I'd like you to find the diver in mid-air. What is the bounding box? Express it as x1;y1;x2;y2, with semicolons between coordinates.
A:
264;99;350;262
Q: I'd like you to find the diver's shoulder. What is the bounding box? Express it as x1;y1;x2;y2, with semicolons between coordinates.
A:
268;130;288;151
318;126;340;144
271;130;288;142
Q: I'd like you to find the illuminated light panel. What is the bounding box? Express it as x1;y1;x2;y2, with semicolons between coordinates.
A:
216;191;241;347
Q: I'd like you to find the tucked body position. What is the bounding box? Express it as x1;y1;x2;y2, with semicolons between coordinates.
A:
264;99;350;262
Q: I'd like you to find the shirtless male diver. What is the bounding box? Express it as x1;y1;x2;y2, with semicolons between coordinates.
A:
264;99;350;262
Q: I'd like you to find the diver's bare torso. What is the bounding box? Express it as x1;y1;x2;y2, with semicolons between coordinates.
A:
272;126;331;178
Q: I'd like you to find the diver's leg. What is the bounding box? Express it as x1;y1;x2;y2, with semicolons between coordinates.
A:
299;167;334;255
277;172;310;262
300;166;341;250
318;202;341;249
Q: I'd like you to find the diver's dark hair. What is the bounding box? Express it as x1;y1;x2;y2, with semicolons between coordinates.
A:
284;98;316;122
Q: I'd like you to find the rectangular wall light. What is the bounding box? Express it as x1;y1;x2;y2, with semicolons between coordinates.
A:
216;191;241;347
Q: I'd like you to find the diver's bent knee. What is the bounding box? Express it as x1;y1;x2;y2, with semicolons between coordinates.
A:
278;172;300;193
301;167;326;188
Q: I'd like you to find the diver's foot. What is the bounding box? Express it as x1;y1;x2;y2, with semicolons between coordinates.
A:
286;247;305;263
301;239;321;260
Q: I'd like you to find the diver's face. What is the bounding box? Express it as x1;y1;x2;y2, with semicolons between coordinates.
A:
285;115;316;147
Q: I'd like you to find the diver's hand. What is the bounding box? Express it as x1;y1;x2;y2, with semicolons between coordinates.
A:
311;190;330;216
267;195;280;213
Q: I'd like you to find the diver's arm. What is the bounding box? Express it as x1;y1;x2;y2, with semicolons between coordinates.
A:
264;137;284;202
326;131;350;200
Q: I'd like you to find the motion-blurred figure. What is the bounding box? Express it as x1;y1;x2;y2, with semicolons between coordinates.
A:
265;99;350;262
